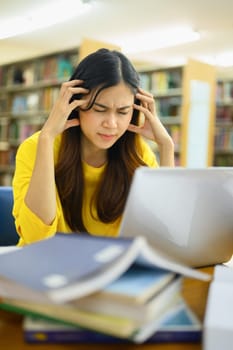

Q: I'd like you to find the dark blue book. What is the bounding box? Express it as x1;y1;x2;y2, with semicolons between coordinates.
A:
23;299;202;344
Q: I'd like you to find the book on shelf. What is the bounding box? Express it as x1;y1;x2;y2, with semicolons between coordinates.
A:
158;96;182;117
151;69;182;95
32;59;43;82
9;121;43;144
0;94;8;112
0;50;77;88
139;73;151;90
22;297;202;344
11;92;41;115
223;81;233;102
0;233;210;342
151;71;169;94
216;105;233;122
42;86;60;111
0;149;10;166
167;70;182;89
57;55;74;80
0;119;9;141
11;95;27;114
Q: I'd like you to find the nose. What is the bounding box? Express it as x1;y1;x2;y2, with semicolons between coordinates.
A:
102;112;118;128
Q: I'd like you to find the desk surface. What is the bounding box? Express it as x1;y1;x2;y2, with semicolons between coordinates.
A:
0;266;212;349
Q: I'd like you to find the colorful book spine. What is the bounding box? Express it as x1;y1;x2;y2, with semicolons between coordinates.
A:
24;327;201;344
23;302;202;344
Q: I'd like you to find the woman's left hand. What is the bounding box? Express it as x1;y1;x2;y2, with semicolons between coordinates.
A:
127;87;175;166
127;88;169;143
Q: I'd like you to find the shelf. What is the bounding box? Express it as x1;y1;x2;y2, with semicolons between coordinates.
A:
160;116;182;125
217;100;233;107
215;149;233;154
0;164;15;173
153;88;183;97
215;120;233;128
10;111;48;119
0;79;67;93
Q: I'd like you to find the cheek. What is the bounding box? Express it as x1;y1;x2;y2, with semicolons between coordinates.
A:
118;116;132;134
79;111;94;128
122;114;133;127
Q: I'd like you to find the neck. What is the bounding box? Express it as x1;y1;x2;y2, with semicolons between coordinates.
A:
82;146;107;168
83;155;107;168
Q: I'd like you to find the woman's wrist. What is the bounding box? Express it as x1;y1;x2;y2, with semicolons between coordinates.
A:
158;136;175;167
39;128;56;145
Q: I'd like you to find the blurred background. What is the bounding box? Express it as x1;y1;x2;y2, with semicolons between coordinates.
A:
1;0;233;185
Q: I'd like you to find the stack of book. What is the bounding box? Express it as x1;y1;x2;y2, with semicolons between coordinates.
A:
23;299;202;344
0;233;210;343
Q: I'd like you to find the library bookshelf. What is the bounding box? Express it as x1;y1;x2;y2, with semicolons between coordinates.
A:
138;59;216;167
0;48;78;185
139;66;183;166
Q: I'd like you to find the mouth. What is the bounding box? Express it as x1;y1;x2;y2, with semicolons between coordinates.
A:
98;133;116;141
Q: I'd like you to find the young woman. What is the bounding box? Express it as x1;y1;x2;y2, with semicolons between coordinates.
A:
12;48;174;246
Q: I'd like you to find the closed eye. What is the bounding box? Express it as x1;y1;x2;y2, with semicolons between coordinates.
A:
118;106;132;114
118;111;129;115
94;108;106;112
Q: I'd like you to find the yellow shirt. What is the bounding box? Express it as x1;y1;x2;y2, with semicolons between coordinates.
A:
12;131;158;246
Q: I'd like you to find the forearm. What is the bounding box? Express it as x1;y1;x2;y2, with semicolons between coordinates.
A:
158;136;175;167
25;132;57;225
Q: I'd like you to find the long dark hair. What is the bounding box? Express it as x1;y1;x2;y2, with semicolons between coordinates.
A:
55;48;147;232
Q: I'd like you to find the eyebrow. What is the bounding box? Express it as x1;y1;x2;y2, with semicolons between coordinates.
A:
94;102;132;110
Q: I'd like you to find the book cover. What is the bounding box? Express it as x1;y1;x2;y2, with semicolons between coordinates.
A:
96;264;175;303
0;233;210;304
0;234;141;303
70;273;181;323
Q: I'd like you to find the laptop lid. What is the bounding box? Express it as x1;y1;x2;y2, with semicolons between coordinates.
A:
120;167;233;267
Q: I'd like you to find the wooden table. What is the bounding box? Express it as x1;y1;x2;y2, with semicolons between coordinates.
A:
0;266;213;349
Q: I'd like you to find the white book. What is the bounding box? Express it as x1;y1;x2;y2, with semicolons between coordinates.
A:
203;265;233;350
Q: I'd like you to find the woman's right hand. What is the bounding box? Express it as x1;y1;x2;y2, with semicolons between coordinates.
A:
41;79;89;139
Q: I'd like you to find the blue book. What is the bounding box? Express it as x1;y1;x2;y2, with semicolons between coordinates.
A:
0;233;210;305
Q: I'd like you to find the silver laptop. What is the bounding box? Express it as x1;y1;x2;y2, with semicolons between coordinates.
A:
120;167;233;267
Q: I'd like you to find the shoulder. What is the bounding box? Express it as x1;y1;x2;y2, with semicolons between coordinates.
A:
138;137;159;168
16;131;40;161
16;131;61;161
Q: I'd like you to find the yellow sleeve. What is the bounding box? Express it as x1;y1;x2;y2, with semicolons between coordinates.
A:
12;132;60;246
139;137;159;168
